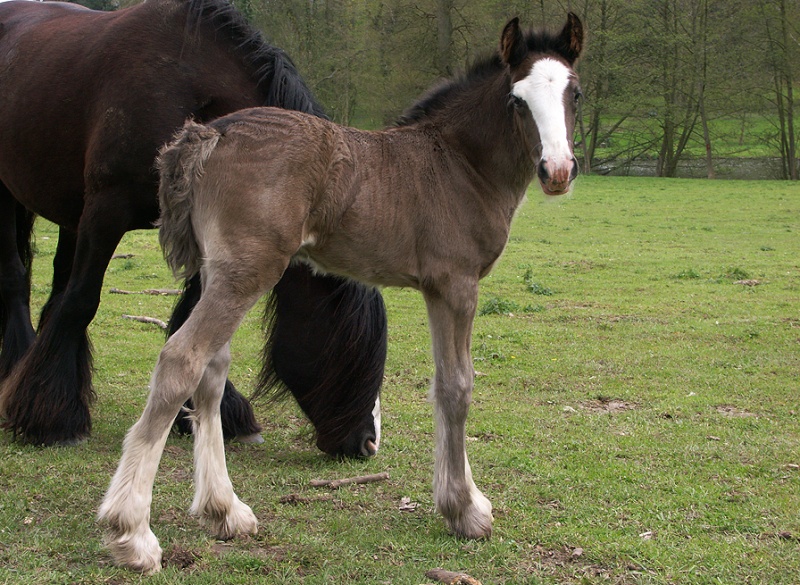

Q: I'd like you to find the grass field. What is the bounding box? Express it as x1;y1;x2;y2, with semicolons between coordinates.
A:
1;175;798;584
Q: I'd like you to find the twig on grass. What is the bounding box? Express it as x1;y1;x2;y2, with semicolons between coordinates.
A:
425;568;482;585
309;472;389;489
110;287;181;296
122;314;168;330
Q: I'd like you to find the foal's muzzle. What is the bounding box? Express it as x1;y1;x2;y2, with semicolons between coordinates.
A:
537;156;578;196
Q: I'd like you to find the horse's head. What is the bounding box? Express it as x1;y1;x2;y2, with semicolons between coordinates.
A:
313;396;381;458
502;14;583;196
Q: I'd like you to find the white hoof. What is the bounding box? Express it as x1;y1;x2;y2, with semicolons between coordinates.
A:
103;524;163;574
197;495;258;540
441;491;493;539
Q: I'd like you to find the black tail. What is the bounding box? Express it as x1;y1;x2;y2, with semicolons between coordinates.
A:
255;263;387;454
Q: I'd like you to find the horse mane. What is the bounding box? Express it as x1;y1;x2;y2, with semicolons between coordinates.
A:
396;25;572;127
184;0;327;118
396;55;504;127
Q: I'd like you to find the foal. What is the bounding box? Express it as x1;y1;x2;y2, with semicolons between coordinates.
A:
100;14;583;572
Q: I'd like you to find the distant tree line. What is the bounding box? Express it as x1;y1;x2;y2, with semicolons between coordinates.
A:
73;0;799;179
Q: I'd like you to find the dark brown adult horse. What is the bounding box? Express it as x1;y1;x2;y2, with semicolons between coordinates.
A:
0;0;386;455
101;13;583;572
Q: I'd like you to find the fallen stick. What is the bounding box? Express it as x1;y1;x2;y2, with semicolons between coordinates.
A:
122;314;168;330
111;253;135;259
309;472;389;489
110;287;181;296
425;568;482;585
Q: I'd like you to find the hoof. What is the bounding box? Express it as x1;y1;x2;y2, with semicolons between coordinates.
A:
441;492;493;540
235;432;264;444
103;525;163;574
53;436;88;447
201;496;259;541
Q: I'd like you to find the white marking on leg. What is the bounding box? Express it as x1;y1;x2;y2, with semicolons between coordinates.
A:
190;342;257;539
425;289;492;539
372;396;382;450
98;419;170;573
98;345;198;573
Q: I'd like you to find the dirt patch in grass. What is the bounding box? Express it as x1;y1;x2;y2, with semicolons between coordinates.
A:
162;545;200;570
525;544;641;584
716;405;756;418
581;398;636;413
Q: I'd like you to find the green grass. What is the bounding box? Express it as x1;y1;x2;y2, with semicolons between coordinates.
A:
1;176;799;584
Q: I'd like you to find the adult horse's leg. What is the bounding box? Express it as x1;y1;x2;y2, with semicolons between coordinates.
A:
0;190;35;382
168;273;263;443
101;268;271;573
424;280;493;539
37;227;78;332
1;201;127;445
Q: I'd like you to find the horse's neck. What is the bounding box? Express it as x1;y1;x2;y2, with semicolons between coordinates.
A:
436;79;536;199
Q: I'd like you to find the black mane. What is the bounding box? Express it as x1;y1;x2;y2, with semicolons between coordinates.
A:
185;0;327;119
396;25;572;127
396;55;505;127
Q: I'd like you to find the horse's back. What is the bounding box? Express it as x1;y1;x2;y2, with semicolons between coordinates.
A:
0;0;209;228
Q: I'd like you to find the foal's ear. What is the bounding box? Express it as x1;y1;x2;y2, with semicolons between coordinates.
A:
557;12;584;64
500;17;527;67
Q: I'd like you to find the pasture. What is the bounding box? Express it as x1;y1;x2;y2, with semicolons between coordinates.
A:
1;175;798;584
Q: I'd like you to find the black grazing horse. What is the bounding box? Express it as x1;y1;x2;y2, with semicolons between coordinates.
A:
0;0;386;456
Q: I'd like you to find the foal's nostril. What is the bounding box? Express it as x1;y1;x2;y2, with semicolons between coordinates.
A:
569;157;579;182
537;159;549;184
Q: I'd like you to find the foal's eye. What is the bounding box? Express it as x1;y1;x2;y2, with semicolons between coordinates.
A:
574;89;583;104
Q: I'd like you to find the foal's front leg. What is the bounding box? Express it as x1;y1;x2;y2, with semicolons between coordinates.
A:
424;282;493;539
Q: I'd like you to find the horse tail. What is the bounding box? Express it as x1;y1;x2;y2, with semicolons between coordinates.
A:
156;120;220;280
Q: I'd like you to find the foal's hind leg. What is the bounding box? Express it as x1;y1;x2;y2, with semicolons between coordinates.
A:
168;273;263;443
189;340;258;538
100;273;272;573
424;281;493;539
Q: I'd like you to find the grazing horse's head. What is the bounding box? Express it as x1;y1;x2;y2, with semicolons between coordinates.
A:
502;13;583;196
258;266;387;459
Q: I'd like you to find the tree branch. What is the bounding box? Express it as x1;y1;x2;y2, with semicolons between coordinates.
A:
310;472;389;489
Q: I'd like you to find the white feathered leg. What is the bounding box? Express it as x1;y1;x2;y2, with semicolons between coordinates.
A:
99;275;266;573
189;341;258;539
98;334;204;573
425;282;493;539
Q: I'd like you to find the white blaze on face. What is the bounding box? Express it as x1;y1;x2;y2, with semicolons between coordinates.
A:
512;57;573;170
371;396;381;450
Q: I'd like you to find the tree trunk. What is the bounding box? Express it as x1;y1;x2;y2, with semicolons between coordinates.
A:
700;92;715;179
436;0;453;77
779;0;797;179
